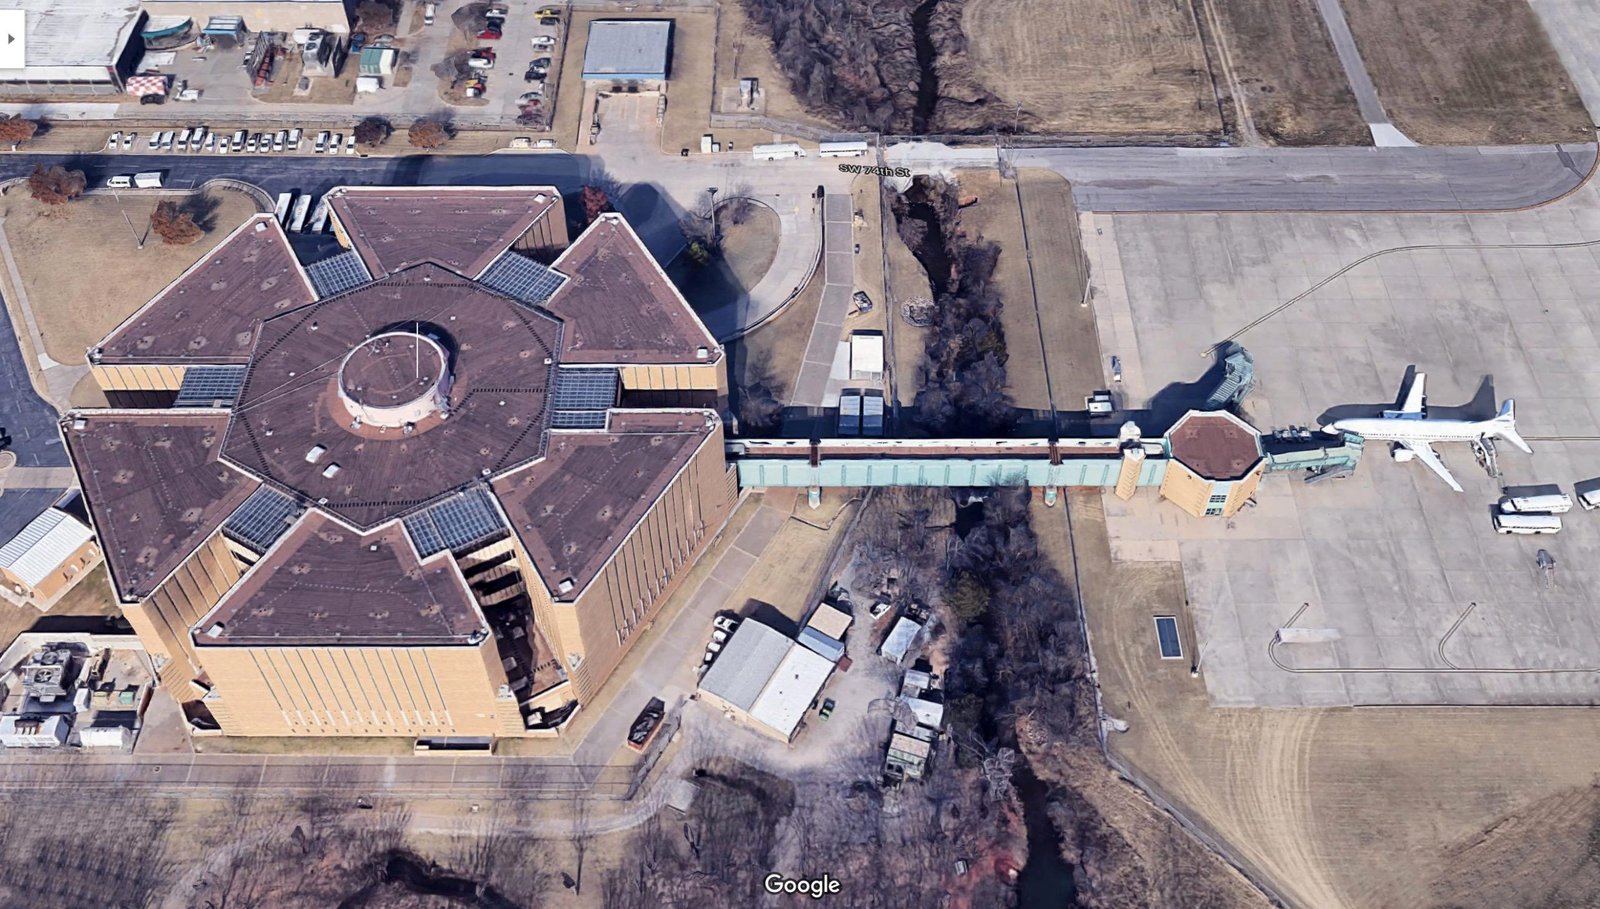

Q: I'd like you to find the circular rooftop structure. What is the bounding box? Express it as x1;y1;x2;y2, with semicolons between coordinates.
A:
337;331;450;429
1166;410;1262;481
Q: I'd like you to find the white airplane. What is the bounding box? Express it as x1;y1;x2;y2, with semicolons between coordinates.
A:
1322;372;1530;492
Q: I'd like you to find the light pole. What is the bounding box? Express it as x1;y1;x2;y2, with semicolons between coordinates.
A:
706;186;718;245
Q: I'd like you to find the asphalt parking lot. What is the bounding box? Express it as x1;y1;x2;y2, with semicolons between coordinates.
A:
1086;184;1600;708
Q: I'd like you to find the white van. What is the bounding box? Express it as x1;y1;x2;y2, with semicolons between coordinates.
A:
1575;478;1600;511
133;172;164;189
424;1;437;25
1492;513;1562;535
1498;493;1573;515
176;128;191;149
104;175;132;189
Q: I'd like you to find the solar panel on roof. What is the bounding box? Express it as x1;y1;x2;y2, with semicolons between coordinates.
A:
552;368;618;411
174;366;247;408
478;252;568;306
306;250;371;298
223;486;300;554
403;487;506;557
551;411;608;429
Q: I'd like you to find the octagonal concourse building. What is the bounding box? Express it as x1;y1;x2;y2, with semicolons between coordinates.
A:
66;187;736;741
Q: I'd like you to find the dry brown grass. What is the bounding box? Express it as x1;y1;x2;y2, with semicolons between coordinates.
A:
1;189;264;365
884;194;932;408
1206;0;1369;145
256;52;359;105
726;262;822;408
1060;488;1600;909
713;0;835;129
1341;0;1592;145
1015;170;1100;409
728;492;858;624
960;0;1223;137
950;170;1050;411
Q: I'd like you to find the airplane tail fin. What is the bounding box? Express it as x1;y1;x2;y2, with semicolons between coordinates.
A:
1493;400;1533;454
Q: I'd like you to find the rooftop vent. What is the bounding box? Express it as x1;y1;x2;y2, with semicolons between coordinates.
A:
696;346;709;360
304;445;327;464
557;578;575;595
322;463;341;478
204;622;225;638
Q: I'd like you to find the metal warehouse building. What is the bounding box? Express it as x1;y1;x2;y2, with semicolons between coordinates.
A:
0;0;145;95
581;19;672;86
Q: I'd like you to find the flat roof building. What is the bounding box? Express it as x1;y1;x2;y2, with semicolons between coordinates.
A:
582;20;672;84
68;187;734;741
0;0;145;94
0;507;99;608
699;618;835;741
142;0;350;35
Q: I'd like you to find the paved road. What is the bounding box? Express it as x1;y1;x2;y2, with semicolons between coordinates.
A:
0;293;66;470
886;143;1598;211
791;193;856;407
1310;0;1415;147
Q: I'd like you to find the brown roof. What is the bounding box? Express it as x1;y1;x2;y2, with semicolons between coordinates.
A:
1167;411;1262;481
222;263;562;530
200;513;484;645
63;412;259;600
329;187;563;279
545;215;720;365
96;216;315;365
492;411;714;600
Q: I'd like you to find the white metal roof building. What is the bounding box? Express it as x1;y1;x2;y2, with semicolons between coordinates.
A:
880;616;923;664
850;331;885;381
0;509;94;591
0;0;145;92
581;20;672;82
747;643;833;740
698;619;791;713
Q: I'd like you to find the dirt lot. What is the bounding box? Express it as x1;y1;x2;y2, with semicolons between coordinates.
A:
960;0;1224;138
713;0;836;129
1341;0;1593;144
0;189;265;365
1206;0;1369;145
1015;170;1097;411
1062;488;1600;909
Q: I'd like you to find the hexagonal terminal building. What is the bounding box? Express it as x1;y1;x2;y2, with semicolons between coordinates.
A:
1159;410;1265;518
66;188;734;742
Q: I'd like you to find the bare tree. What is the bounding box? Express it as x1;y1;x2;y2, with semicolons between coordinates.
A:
407;118;451;149
26;165;86;205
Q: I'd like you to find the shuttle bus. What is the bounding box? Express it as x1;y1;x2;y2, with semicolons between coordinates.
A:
289;194;312;232
752;142;805;161
1498;493;1573;514
274;192;295;225
1491;513;1562;535
818;140;869;158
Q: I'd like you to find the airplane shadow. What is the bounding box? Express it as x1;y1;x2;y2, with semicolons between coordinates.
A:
1315;366;1500;426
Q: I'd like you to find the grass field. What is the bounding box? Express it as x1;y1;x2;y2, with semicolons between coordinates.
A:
714;0;836;129
960;0;1223;137
1205;0;1369;145
1062;489;1600;909
725;258;822;411
1341;0;1593;144
1;189;265;365
1015;170;1098;413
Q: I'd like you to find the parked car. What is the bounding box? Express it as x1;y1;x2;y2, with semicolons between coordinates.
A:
713;615;738;633
535;6;561;16
486;6;508;20
106;132;121;150
345;134;357;155
350;31;368;52
423;2;437;25
530;56;552;67
478;24;502;40
530;35;555;48
517;89;543;104
464;77;487;98
539;16;559;26
159;132;174;150
274;130;288;151
203;133;217;152
139;93;164;105
245;134;258;152
523;67;544;83
231;129;246;151
626;698;666;751
288;127;302;150
314;130;330;153
468;49;496;69
104;175;132;189
533;138;556;149
330;133;344;153
819;698;836;720
121;133;135;150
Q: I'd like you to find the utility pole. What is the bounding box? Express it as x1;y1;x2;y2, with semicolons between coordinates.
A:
706;186;718;245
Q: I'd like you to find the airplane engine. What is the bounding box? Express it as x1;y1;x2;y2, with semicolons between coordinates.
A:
1391;443;1415;463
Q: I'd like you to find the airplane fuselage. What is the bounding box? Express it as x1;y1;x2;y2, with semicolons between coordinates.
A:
1328;417;1499;443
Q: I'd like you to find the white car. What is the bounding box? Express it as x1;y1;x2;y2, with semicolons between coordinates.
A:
467;54;495;70
533;138;556;149
121;133;135;150
329;133;343;153
246;134;259;152
231;129;246;151
530;35;556;48
190;128;207;151
345;134;356;155
713;615;738;633
288;128;302;150
314;130;330;153
106;132;121;150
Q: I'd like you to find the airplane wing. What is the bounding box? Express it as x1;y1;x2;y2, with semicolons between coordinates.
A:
1401;440;1462;492
1390;372;1426;418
